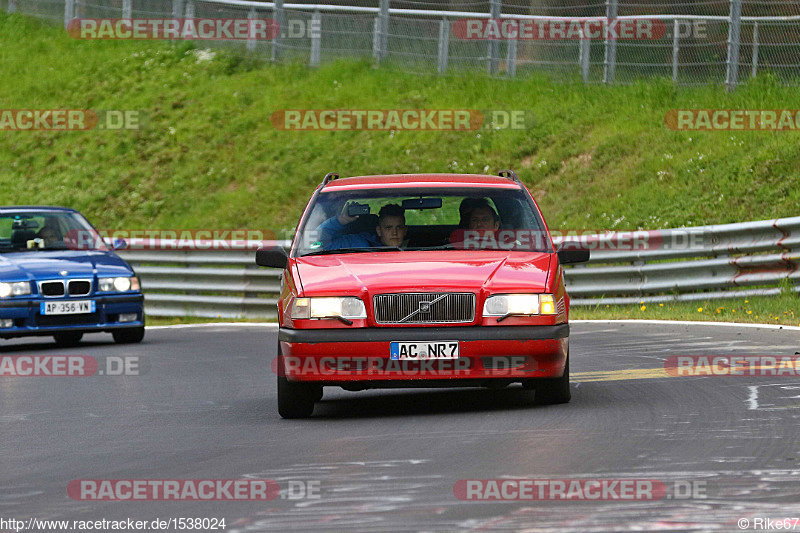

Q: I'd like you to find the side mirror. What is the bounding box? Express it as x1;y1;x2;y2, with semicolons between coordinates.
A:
256;246;289;269
557;249;590;265
112;238;128;251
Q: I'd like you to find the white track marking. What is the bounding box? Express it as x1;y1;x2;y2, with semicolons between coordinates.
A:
746;386;760;410
147;322;278;330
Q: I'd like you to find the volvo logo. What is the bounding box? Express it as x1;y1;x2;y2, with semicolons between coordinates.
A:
398;294;448;323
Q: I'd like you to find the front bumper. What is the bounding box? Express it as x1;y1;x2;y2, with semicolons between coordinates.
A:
277;324;569;384
0;294;144;339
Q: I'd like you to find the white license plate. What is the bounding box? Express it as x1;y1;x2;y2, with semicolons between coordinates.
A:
390;341;459;360
40;300;96;315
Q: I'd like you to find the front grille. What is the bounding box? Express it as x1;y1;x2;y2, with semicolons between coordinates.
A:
37;312;100;327
40;281;65;297
68;280;92;296
373;292;475;324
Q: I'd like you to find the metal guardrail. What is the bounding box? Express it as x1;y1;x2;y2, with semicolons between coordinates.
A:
118;216;799;318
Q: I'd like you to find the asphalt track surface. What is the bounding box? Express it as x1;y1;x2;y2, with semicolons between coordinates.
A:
3;321;800;532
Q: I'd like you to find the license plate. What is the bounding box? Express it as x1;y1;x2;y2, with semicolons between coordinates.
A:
40;300;96;315
390;341;459;360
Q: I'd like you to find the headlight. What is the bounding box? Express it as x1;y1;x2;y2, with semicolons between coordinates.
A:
483;293;557;318
0;281;31;298
98;276;139;292
291;297;367;320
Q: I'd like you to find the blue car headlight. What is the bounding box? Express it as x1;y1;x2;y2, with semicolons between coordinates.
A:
0;281;31;298
98;276;140;292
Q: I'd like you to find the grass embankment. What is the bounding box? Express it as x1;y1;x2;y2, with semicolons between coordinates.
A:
2;11;800;231
571;292;799;326
1;12;799;325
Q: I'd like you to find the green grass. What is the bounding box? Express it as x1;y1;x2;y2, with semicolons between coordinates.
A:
572;292;800;326
2;11;800;234
2;12;799;324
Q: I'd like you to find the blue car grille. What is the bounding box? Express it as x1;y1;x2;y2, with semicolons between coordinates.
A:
68;280;91;296
40;281;65;297
38;279;92;297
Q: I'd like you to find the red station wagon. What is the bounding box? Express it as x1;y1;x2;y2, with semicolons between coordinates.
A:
257;171;589;418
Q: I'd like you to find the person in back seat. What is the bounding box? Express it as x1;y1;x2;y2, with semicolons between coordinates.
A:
318;203;408;250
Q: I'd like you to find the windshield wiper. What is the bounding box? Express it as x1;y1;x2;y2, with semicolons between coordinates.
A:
302;246;402;257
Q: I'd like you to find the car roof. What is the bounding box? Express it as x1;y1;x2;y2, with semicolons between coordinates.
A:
0;206;80;214
321;173;522;191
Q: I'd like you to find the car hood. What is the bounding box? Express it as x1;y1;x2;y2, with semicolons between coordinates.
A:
294;251;552;296
0;251;133;281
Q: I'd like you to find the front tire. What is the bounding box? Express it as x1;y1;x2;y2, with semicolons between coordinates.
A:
534;354;571;404
277;375;318;419
53;332;83;346
112;327;145;344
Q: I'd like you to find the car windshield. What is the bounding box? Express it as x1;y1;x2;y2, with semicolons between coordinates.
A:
0;211;101;253
294;187;552;257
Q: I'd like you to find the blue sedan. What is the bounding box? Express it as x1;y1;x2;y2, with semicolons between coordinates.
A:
0;207;144;345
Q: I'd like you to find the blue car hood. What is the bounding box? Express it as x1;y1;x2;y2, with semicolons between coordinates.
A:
0;251;133;281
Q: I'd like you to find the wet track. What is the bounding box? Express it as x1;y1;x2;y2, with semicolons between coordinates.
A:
3;322;800;532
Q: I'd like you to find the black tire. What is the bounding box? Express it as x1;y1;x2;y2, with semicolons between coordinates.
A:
112;327;145;344
277;375;318;419
533;354;571;405
53;332;83;346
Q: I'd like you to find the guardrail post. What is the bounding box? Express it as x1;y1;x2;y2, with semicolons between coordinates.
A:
487;0;501;74
172;0;183;20
603;0;617;84
672;19;680;82
506;35;517;77
64;0;75;29
725;0;742;91
184;0;194;20
378;0;389;61
8;0;17;12
579;29;590;83
372;16;380;60
310;10;321;66
246;8;257;53
122;0;132;19
751;21;759;77
272;0;284;61
437;18;449;74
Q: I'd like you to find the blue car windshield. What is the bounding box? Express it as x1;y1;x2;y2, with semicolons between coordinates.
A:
0;211;101;253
